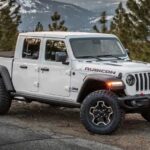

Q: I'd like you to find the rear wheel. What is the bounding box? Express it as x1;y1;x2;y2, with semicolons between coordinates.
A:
80;90;124;135
0;79;12;115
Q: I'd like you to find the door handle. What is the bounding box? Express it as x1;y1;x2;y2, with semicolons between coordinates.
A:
20;65;28;69
41;67;49;72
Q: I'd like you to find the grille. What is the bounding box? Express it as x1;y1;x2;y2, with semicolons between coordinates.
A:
135;73;150;91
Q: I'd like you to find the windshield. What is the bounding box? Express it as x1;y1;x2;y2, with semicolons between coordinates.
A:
70;38;126;59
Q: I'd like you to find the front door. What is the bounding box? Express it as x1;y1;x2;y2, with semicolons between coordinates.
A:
12;38;41;93
39;39;71;97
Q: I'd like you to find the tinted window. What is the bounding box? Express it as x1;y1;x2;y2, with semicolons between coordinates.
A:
22;38;41;59
45;40;67;61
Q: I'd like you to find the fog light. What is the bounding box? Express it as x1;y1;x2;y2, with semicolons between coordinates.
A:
107;81;124;89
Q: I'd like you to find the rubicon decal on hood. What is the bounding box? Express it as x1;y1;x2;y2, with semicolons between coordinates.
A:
85;67;116;75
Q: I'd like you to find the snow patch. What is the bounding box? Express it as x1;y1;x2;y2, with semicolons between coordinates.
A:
19;0;34;8
0;1;9;10
20;7;37;14
90;16;114;24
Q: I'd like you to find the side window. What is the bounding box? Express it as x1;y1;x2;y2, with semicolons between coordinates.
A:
22;38;41;60
45;40;68;62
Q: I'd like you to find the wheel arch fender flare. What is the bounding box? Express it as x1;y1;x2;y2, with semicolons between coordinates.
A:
77;74;124;103
0;65;15;92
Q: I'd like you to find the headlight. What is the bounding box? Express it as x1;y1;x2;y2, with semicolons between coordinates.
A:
126;74;135;86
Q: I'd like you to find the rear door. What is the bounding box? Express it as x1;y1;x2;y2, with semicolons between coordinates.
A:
12;37;41;93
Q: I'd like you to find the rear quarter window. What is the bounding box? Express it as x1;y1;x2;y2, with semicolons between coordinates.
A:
22;38;41;60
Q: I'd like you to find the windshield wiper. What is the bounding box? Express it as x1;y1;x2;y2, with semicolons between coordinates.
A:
98;55;124;60
77;56;103;61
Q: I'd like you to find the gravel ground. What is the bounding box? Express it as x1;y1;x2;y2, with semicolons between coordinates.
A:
0;120;120;150
3;101;150;150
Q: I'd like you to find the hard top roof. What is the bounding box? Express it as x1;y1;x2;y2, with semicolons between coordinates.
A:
19;31;116;39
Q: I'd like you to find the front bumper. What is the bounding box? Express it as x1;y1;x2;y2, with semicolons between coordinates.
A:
118;95;150;110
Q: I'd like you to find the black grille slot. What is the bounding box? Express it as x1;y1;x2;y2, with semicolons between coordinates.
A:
148;73;150;90
135;74;139;91
139;74;143;90
135;73;150;92
144;73;148;90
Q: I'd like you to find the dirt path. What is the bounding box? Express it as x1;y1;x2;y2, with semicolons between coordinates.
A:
4;101;150;150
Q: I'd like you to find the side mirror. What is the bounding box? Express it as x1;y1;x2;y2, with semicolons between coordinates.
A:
125;49;130;55
55;52;68;64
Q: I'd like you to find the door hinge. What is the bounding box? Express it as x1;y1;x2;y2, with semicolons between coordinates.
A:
65;70;71;76
34;82;39;87
35;67;40;72
65;86;71;92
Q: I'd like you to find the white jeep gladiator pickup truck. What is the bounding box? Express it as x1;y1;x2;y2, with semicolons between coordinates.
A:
0;31;150;134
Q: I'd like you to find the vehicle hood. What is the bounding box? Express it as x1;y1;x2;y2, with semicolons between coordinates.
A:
74;60;150;77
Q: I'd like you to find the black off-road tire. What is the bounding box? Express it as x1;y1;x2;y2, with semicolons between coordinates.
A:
80;90;124;135
141;110;150;122
0;78;12;115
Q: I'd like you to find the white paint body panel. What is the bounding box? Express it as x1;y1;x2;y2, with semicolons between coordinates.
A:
12;59;39;93
39;61;71;97
71;60;150;97
0;32;150;104
0;57;13;75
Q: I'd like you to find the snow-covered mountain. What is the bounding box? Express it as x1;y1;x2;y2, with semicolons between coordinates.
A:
15;0;126;32
54;0;127;13
17;0;95;32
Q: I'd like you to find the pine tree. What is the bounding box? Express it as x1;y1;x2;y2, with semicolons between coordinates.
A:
110;2;132;47
93;11;107;33
110;1;150;62
35;22;43;31
127;0;150;41
48;11;68;31
0;0;21;51
125;0;150;62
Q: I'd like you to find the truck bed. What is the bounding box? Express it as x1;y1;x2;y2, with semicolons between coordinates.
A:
0;51;14;76
0;51;14;58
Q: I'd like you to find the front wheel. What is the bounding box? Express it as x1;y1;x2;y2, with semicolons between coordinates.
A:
80;90;124;135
